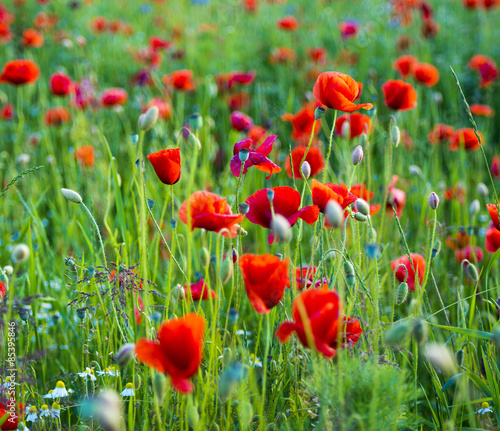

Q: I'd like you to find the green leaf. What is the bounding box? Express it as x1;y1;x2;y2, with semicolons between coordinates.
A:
441;373;463;392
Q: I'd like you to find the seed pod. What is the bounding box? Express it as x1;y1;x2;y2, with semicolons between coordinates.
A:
76;308;86;321
130;134;139;144
325;200;344;228
138;106;159;131
199;247;210;269
428;192;439;210
384;320;411;347
220;258;233;284
147;199;156;210
18;308;29;322
355;198;370;217
239;148;250;162
412;319;428;346
395;282;409;305
314;106;326;120
266;189;275;202
153;372;167;404
301;161;311;180
188;113;203;132
353;212;367;222
238;203;250;214
61;188;82;204
391;124;400;147
271;214;292;243
351;145;363;166
456;349;464;366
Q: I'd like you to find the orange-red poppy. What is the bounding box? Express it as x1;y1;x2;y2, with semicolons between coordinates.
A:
285;146;324;179
162;70;195;91
334;113;372;138
0;103;14;121
89;16;108;33
148;97;172;121
339;20;359;40
226;91;251;111
350;184;380;215
391;253;425;291
50;72;73;96
485;226;500;253
74;145;95;167
0;59;40;85
239;254;289;314
135;313;205;394
448;128;483;151
381;79;417;111
276;15;299;31
313;72;373;112
445;231;470;250
0;281;5;299
44;106;71;126
281;101;321;143
246;125;268;145
311;180;357;213
21;28;44;48
392;55;418;78
100;88;128;107
306;47;327;64
427;123;454;144
487;203;500;230
183;279;215;300
412;62;439;87
468;54;498;88
492;156;500;178
269;47;297;64
147;148;181;185
470;104;494;117
293;266;329;289
179;191;244;238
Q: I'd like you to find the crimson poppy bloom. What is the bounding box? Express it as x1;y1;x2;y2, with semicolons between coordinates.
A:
179;191;244;238
311;180;357;213
21;28;44;48
74;145;95;167
339;20;359;40
487;203;500;230
387;175;406;216
350;184;381;215
0;103;14;121
382;79;417;111
485;226;500;253
183;279;215;300
0;281;5;299
294;266;329;290
230;135;281;179
149;36;172;51
281;101;321;143
427;123;454;144
44;106;71;126
245;187;319;243
147;148;181;185
231;71;256;86
148;97;172;120
392;55;418;78
468;54;498;88
226;92;251;111
0;402;23;430
135;313;205;394
89;16;108;33
0;59;40;85
285;146;324;179
313;72;373;112
239;254;289;314
391;253;426;291
470;104;494;117
162;70;195;91
230;111;253;131
334;113;372;138
413;62;439;87
276;16;299;31
491;156;500;178
455;246;484;264
443;184;466;204
50;72;73;96
269;47;297;64
246;125;268;145
276;287;362;358
448;128;483;151
307;47;327;64
100;88;128;107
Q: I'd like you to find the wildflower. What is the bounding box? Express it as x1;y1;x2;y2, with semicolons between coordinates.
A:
468;54;498;88
392;55;418;78
162;70;195;91
339;20;359;40
12;244;30;262
294;266;329;290
230;111;253;131
78;367;97;381
43;390;54;399
44;107;71;126
248;354;263;367
147;148;181;185
334;113;372;139
477;402;493;415
100;88;128;107
470;104;494;117
313;71;373;112
427;123;454;144
276;16;299;31
26;407;37;423
230;135;281;179
387;175;406;216
448;128;483;151
179;191;244;238
0;402;23;429
412;62;439;87
245;187;319;244
0;103;14;121
391;253;426;291
97;366;119;377
51;403;60;419
281;101;321;143
239;254;289;314
74;146;95;168
382;79;417;111
285;146;324;179
148;98;172;121
276;287;362;358
485;226;500;253
311;180;357;214
455;246;483;264
51;381;69;398
120;383;135;397
135;313;205;394
39;405;50;418
183;279;216;300
21;29;44;48
0;60;40;85
114;343;136;367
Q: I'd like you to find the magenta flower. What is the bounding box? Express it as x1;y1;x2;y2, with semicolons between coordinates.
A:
230;135;282;179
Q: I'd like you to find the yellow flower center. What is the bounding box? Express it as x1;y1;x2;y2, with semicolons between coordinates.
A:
482;402;490;409
41;405;48;411
56;381;65;388
29;406;37;413
125;382;133;389
52;402;60;409
104;368;110;372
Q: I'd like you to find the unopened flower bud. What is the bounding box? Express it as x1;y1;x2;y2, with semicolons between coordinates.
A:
351;145;363;165
314;106;326;120
456;349;464;366
131;134;139;144
341;120;350;139
188;133;201;149
171;284;186;301
114;343;136;367
412;319;428;346
384;320;411;347
354;198;370;217
61;188;82;204
188;113;203;132
354;212;367;222
147;199;156;210
409;165;422;177
199;247;210;269
220;258;233;284
301;161;311;180
138;106;159;131
237;225;248;236
343;261;356;287
153;372;167;404
12;244;30;262
466;262;479;281
170;218;177;230
238;203;249;214
428;192;439;210
325;200;344;228
238;148;250;162
477;183;488;197
391;124;400;147
3;266;13;276
271;214;292;243
395;282;409;305
469;199;480;216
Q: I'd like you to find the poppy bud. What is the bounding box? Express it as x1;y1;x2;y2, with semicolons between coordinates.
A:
466;263;479;281
384;320;411;347
170;218;177;230
266;189;275;202
341;120;350;138
431;240;441;260
187;399;200;429
171;284;185;301
275;253;283;260
351;145;363;166
477;183;488;197
188;113;203;132
325;200;344;228
61;188;82;204
188;133;201;149
343;261;356;287
77;308;86;321
301;161;311;180
359;132;369;147
3;266;13;276
18;308;29;321
238;203;249;214
153;372;167;404
238;402;253;429
354;198;370;216
138;106;159;131
131;134;139;144
199;247;210;269
354;212;367;222
232;247;238;263
409;165;422;177
314;106;326;120
151;311;162;324
0;269;8;285
412;319;428;346
395;282;409;305
271;214;292;243
469;199;480;216
239;148;250;162
237;225;248;236
147;199;156;210
220;258;233;284
391;124;400;147
428;192;439;210
12;244;30;262
115;343;136;367
228;308;238;325
456;348;464;366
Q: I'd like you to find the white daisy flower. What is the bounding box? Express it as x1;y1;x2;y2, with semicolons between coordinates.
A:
78;368;97;381
477;402;493;415
235;330;251;336
39;405;51;418
120;382;135;397
42;390;54;399
26;406;38;423
51;381;69;397
51;402;61;419
249;354;263;367
17;423;29;431
97;366;119;377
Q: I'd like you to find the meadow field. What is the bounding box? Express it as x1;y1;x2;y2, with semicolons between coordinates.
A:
0;0;500;429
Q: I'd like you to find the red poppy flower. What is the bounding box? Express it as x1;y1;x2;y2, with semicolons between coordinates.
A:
413;62;439;87
21;28;44;48
230;111;253;131
239;254;289;314
0;59;40;85
89;16;108;33
391;253;425;291
485;226;500;253
148;97;172;121
487;203;500;230
0;402;23;430
470;104;494;117
147;148;181;185
135;313;205;394
448;128;483;151
269;47;297;64
455;246;484;264
294;266;329;290
50;72;73;96
183;279;215;300
149;36;172;51
427;123;454;144
243;0;257;12
350;184;380;215
387;175;406;216
276;287;362;358
306;47;327;64
0;22;13;44
231;71;256;86
285;146;324;179
33;12;59;31
311;179;357;213
0;281;5;299
468;55;498;88
162;70;195;91
381;79;417;111
100;88;128;107
281;101;321;142
0;103;14;121
44;106;71;126
245;187;319;243
492;156;500;179
334;113;372;138
313;72;373;112
230;135;281;179
246;125;268;145
226;91;251;111
338;20;359;40
393;55;418;78
179;191;244;238
276;16;299;31
74;145;95;167
443;184;466;204
445;231;470;250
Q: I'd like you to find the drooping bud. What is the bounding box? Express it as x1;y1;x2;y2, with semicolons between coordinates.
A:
395;282;409;305
428;192;439;210
237;225;248;236
351;145;363;165
114;343;136;367
314;106;326;120
61;188;82;204
138;106;159;131
325;200;344;228
477;183;488;197
384;320;411;347
3;266;13;276
391;124;400;147
199;247;210;269
466;262;479;281
188;133;201;149
220;258;233;284
354;198;370;217
469;199;480;216
271;215;292;243
301;161;311;180
171;284;185;301
456;349;464;366
412;319;428;346
353;212;367;222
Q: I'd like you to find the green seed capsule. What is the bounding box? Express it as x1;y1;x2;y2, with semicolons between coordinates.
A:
395;282;409;305
384;320;411;347
412;319;428;346
354;212;368;222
